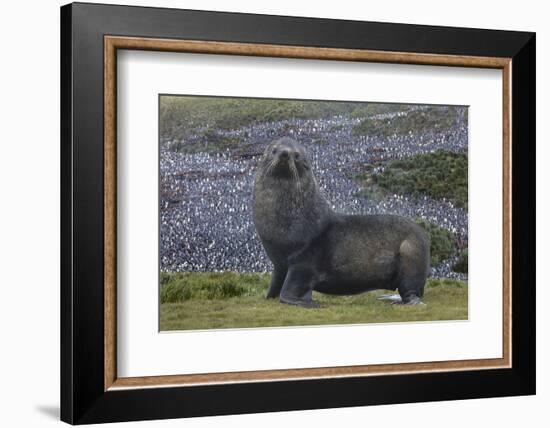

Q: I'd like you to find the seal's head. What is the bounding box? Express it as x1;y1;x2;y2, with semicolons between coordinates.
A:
260;137;311;181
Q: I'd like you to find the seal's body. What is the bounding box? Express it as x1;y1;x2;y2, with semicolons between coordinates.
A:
253;137;429;307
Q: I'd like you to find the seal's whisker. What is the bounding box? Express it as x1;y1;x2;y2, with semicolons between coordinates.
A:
290;161;302;197
262;158;277;179
267;159;278;177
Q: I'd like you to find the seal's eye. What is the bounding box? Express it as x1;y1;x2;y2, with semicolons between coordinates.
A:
294;152;300;160
272;148;277;155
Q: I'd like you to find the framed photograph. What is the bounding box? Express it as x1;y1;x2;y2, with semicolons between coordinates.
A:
60;2;535;424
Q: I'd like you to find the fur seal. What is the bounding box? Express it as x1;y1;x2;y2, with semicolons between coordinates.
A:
252;137;430;308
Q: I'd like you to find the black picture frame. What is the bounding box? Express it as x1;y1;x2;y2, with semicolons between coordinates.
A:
61;2;535;424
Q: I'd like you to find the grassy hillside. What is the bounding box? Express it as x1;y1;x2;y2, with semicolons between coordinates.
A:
355;150;468;208
352;106;462;138
160;96;414;140
159;272;467;331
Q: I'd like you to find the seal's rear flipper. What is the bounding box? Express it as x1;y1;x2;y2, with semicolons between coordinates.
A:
378;294;425;305
377;294;402;303
402;295;425;305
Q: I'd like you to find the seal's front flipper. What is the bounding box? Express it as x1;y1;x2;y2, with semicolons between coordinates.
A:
279;264;319;309
266;267;287;298
378;294;403;303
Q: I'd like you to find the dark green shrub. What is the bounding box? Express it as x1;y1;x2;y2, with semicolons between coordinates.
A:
357;150;467;208
453;249;468;273
414;219;455;266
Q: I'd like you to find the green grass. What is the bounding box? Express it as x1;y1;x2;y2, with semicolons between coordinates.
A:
159;272;467;331
355;150;468;208
160;271;271;302
160;96;416;152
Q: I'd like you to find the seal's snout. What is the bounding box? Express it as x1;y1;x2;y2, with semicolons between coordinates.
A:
278;148;301;163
